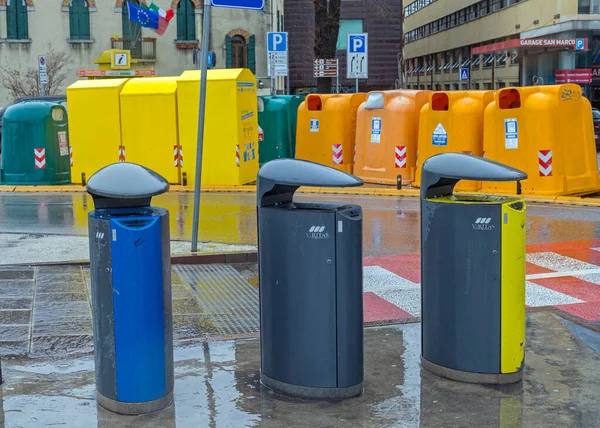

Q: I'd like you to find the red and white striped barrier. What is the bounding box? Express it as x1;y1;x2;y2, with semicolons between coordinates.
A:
538;150;553;176
258;125;264;142
173;146;184;167
236;145;240;167
69;147;73;167
462;150;472;155
395;146;406;168
34;148;46;169
118;146;126;162
332;144;343;165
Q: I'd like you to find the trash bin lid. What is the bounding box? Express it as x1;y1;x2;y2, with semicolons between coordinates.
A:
421;153;527;199
257;158;364;207
87;162;169;209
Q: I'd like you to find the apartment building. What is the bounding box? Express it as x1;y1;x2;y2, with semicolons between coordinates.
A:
403;0;600;104
0;0;284;103
286;0;403;92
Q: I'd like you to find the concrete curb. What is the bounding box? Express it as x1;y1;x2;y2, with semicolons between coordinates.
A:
3;184;600;206
3;251;258;268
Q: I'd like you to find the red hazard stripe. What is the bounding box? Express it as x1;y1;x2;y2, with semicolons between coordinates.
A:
532;276;600;303
363;292;414;323
364;253;421;283
556;302;600;321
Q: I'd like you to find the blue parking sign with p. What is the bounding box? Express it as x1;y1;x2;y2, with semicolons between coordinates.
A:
349;35;366;53
268;32;287;52
576;38;585;50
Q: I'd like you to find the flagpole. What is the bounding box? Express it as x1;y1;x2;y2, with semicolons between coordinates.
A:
191;0;211;253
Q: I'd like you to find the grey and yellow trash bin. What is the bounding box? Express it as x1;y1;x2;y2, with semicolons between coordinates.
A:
420;153;527;384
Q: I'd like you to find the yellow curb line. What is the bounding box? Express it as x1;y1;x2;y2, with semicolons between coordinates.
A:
3;185;600;206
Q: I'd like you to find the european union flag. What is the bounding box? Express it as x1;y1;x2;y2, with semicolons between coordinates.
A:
127;1;159;29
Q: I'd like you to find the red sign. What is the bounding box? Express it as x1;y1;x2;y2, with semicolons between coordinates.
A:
76;69;155;77
592;66;600;80
472;38;588;55
555;69;592;84
314;59;338;78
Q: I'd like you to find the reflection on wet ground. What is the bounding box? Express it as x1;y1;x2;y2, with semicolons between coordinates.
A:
1;193;600;257
0;312;598;427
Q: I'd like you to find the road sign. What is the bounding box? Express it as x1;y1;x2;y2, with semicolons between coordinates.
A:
267;32;288;77
313;59;338;78
38;55;48;86
347;33;368;79
460;67;469;81
211;0;264;9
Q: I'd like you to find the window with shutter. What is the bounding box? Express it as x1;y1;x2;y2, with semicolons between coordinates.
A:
177;0;196;41
7;0;29;40
225;34;233;68
247;35;256;74
70;0;91;40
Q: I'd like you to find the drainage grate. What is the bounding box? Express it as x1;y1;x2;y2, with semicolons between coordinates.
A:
175;264;259;337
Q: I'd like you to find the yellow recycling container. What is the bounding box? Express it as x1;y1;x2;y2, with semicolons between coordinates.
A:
414;91;494;191
482;85;600;196
354;90;430;186
120;77;180;184
295;93;366;173
66;79;129;184
177;69;259;187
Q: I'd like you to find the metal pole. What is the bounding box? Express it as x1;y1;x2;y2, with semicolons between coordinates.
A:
191;0;212;253
286;75;290;95
356;78;359;93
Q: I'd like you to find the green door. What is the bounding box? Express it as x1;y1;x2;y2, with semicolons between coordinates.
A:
0;102;71;185
257;95;305;166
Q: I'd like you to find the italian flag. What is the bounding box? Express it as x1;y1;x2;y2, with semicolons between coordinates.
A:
149;2;175;36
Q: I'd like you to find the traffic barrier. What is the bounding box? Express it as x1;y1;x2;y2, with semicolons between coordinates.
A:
120;77;181;184
177;69;259;186
66;79;128;184
414;91;494;191
295;93;366;173
354;90;430;186
481;85;600;196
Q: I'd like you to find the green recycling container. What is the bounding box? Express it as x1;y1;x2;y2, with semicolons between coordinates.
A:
1;101;71;185
258;95;305;166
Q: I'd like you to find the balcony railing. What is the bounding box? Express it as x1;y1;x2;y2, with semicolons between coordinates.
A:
111;37;156;61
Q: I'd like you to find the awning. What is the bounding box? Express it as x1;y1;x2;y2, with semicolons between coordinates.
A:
471;38;589;55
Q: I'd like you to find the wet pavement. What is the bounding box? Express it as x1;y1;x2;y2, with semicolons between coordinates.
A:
1;192;600;258
0;312;598;427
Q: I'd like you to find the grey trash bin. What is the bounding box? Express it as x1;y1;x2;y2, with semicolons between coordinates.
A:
257;158;365;399
87;163;174;414
420;153;528;384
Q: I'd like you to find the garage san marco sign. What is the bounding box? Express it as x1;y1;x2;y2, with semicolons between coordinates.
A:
471;38;588;55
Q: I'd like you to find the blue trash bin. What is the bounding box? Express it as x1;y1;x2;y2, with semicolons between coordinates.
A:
87;163;174;415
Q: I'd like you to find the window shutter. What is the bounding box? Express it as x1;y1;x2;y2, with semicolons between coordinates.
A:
177;1;186;40
6;2;17;39
226;35;233;68
16;0;29;40
186;1;196;41
79;1;91;39
70;2;81;40
247;35;256;74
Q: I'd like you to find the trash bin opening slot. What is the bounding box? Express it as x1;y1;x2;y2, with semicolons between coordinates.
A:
307;96;322;111
113;218;158;229
509;201;525;211
499;89;521;109
431;93;449;111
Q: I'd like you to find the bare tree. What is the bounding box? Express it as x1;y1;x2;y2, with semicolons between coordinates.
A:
313;0;395;94
0;45;70;99
313;0;342;94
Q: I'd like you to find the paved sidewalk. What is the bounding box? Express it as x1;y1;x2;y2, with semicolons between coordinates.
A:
0;312;598;427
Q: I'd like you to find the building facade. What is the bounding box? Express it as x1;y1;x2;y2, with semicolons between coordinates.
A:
402;0;600;105
286;0;402;93
0;0;283;103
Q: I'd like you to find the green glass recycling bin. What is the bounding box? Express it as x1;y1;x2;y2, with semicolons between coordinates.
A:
258;95;305;166
0;101;71;185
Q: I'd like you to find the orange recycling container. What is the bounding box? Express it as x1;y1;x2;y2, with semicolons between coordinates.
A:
354;90;430;186
295;93;366;173
414;91;494;191
481;85;600;196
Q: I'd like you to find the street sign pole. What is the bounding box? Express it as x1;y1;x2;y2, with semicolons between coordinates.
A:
356;78;358;93
336;59;339;93
191;0;212;253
